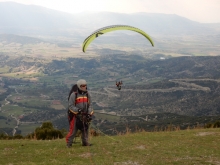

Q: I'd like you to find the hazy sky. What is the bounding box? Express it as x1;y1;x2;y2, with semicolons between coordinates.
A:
1;0;220;23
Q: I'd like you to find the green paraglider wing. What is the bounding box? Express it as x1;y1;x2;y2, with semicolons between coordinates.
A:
82;25;154;52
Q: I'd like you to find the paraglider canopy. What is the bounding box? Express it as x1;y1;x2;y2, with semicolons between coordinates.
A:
82;25;154;52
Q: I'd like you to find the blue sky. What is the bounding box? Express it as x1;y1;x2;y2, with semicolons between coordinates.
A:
1;0;220;23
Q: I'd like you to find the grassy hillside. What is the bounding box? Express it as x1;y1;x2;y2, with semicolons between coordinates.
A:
0;128;220;165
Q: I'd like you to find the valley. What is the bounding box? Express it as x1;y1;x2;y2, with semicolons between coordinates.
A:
0;48;220;136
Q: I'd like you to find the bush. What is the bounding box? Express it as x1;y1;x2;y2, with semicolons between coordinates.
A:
27;121;64;140
13;134;23;139
0;133;8;139
205;120;220;128
213;121;220;128
0;133;24;140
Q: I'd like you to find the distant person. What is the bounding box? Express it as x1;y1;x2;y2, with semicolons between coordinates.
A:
116;80;123;90
66;79;94;147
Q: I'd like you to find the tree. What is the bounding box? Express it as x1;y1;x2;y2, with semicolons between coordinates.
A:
28;121;64;140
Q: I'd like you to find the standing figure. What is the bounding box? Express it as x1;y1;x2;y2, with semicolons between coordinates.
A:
66;79;94;147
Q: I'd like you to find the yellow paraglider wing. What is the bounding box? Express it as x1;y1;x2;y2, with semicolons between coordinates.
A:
82;25;154;52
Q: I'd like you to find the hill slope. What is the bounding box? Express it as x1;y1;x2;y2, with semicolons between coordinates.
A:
0;128;220;165
0;2;219;36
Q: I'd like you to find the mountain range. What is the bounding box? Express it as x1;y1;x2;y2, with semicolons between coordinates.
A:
0;2;220;37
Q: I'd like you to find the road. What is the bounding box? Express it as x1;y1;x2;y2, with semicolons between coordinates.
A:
0;88;20;136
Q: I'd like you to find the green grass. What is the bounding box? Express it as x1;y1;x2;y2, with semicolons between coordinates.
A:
39;75;70;84
94;112;120;122
0;118;17;128
2;105;26;116
18;98;51;107
8;94;51;108
0;128;220;165
0;66;10;73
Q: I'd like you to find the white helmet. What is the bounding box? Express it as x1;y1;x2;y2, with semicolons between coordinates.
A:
77;79;87;91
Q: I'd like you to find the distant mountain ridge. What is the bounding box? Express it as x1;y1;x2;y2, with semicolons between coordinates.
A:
0;34;43;44
0;2;219;37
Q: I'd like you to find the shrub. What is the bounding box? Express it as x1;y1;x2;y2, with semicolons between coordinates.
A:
213;121;220;128
205;120;220;128
0;133;8;139
13;134;23;139
90;129;99;136
28;121;64;140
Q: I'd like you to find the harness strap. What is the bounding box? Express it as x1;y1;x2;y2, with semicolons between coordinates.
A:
74;92;89;105
69;92;90;115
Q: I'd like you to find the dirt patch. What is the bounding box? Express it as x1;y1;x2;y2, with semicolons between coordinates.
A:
79;152;92;158
22;77;39;82
50;104;65;110
196;132;216;136
114;161;142;165
136;145;146;150
206;161;220;165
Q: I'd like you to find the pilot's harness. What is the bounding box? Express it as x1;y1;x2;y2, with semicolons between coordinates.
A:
68;92;92;128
